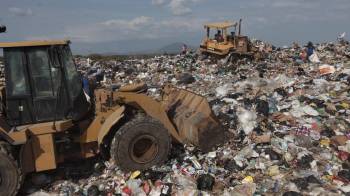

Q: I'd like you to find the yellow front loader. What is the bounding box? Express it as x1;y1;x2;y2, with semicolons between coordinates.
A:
0;40;225;195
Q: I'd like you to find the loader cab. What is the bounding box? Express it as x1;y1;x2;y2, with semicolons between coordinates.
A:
0;40;90;126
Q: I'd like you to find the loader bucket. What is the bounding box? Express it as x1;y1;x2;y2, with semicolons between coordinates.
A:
162;85;225;152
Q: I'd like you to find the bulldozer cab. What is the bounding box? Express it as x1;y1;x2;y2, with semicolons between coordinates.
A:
0;40;90;126
200;19;250;55
203;21;238;43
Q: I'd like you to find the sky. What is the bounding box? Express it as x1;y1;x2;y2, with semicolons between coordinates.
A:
0;0;349;54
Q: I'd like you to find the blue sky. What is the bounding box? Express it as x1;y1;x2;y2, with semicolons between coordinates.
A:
0;0;349;54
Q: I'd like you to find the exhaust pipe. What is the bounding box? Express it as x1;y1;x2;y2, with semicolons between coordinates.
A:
0;25;6;33
238;19;242;36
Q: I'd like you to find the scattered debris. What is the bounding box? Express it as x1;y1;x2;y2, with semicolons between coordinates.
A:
13;38;350;195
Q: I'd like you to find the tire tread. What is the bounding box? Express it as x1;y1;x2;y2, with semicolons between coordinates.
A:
0;141;22;196
110;115;171;171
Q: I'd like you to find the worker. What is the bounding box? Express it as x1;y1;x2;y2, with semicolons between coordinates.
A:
230;31;235;40
306;41;314;58
181;44;188;55
82;74;90;96
215;30;224;42
218;30;223;42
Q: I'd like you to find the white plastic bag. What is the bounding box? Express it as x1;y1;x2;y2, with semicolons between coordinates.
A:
309;52;320;63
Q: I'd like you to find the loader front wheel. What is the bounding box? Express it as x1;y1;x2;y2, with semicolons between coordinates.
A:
0;143;22;196
110;116;171;171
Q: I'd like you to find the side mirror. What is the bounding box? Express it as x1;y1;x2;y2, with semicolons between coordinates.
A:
0;25;6;33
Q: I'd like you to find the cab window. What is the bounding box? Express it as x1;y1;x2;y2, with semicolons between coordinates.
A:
4;48;30;96
61;46;82;100
27;48;54;97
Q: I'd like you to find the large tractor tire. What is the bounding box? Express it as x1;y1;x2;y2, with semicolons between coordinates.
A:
0;142;22;196
110;115;171;171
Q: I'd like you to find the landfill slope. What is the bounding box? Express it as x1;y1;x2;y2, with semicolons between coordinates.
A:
22;40;350;196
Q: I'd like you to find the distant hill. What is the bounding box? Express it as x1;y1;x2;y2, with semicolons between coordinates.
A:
77;41;198;56
72;37;200;55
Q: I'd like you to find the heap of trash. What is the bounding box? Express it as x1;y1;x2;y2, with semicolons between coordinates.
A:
27;39;350;196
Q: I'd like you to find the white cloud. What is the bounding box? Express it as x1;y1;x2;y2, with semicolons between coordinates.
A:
151;0;202;15
271;1;301;8
102;16;153;30
8;7;33;17
169;0;192;15
255;17;268;24
61;16;205;43
152;0;166;5
159;17;202;31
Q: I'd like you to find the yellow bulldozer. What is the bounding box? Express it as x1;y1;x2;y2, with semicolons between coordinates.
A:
200;19;262;63
0;40;224;195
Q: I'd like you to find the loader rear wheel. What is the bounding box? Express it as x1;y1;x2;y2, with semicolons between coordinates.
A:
0;142;22;196
110;116;171;171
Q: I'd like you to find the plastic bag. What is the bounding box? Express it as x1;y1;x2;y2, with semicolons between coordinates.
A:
309;52;320;63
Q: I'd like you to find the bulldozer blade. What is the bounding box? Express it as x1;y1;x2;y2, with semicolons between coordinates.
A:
162;85;225;152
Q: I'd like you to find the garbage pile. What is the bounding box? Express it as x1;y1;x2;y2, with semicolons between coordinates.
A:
28;40;350;196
